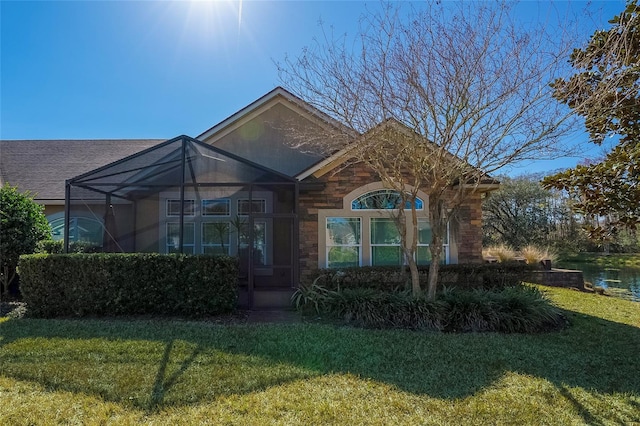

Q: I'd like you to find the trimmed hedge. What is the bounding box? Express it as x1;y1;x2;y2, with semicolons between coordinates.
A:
311;263;536;292
18;253;238;318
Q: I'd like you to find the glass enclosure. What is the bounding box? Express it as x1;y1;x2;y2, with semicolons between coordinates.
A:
65;136;299;301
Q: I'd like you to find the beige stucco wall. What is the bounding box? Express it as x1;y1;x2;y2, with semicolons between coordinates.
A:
201;103;324;176
135;195;161;252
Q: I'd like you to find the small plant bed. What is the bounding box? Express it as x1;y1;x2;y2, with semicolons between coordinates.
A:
293;283;566;333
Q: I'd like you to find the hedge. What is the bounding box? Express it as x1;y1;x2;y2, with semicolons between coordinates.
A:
18;253;238;318
311;263;536;292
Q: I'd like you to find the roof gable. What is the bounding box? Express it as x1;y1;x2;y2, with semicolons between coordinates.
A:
197;87;352;177
296;118;499;189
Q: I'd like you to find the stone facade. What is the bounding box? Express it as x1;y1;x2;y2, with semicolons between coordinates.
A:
297;161;486;283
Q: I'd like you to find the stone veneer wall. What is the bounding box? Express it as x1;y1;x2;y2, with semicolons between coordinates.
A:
298;163;376;282
297;162;486;283
453;192;484;264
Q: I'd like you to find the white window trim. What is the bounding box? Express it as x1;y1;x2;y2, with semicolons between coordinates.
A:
159;190;272;257
166;222;195;254
201;221;231;255
202;199;231;217
326;217;362;269
237;198;267;216
166;199;196;217
317;182;455;268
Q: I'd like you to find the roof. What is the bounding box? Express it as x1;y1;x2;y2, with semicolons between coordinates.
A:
0;139;164;203
296;118;500;190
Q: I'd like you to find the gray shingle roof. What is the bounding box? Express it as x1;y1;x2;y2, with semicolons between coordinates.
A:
0;139;164;202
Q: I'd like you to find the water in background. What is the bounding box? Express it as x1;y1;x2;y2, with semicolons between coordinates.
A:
557;262;640;302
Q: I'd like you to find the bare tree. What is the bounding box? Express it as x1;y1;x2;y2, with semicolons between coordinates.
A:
278;1;579;299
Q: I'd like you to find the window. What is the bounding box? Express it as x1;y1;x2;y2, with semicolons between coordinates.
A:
48;215;103;245
326;217;361;268
370;218;402;266
238;199;266;215
161;192;272;256
167;199;195;217
166;222;195;254
352;190;423;210
417;219;449;265
238;221;267;265
202;222;230;255
202;199;230;216
318;185;451;268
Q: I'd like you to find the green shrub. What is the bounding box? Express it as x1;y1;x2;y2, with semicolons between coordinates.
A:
18;253;238;318
36;239;63;254
36;240;108;254
309;263;534;293
0;184;51;297
293;283;565;333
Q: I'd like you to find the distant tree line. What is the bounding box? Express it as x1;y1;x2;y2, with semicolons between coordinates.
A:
482;175;640;253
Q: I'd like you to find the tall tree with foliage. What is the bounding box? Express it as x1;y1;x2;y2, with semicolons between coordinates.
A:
278;2;577;299
0;185;51;298
483;176;554;249
483;175;585;250
543;1;640;241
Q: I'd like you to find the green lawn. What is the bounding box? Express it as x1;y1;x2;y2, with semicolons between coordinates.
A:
559;252;640;268
0;287;638;425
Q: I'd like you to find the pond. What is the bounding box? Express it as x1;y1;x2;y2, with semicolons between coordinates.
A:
556;262;640;302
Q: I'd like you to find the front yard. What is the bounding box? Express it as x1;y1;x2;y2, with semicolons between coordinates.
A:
0;286;638;425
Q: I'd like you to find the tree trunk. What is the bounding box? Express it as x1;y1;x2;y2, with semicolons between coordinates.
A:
407;201;421;297
426;197;446;301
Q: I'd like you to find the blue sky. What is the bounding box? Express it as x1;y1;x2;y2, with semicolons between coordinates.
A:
0;1;627;175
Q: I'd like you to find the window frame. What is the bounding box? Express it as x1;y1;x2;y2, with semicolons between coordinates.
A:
351;189;424;211
202;198;230;217
201;221;231;255
166;222;195;254
369;217;403;266
325;217;362;269
166;199;196;217
237;199;267;216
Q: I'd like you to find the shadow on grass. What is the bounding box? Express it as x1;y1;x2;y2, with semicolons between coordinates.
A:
149;340;202;410
0;307;638;417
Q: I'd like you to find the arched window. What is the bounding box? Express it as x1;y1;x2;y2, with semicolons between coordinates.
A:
351;189;423;210
47;214;103;245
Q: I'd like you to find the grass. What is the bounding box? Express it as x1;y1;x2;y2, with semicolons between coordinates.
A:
520;245;557;264
559;252;640;268
0;287;639;425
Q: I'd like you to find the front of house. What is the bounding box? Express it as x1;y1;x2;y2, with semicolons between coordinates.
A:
0;87;497;308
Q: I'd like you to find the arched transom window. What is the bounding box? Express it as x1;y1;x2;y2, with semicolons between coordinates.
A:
351;189;424;210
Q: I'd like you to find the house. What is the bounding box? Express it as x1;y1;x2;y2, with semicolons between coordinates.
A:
0;87;498;308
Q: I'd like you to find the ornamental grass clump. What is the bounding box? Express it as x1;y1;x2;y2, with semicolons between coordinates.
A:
483;244;516;262
520;245;557;265
292;283;565;333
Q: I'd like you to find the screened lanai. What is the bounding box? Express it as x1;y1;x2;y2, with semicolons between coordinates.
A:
65;135;300;303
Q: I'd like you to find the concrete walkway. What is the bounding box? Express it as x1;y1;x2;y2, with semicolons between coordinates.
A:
243;310;304;324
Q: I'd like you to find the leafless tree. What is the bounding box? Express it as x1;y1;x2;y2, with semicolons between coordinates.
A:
278;1;580;299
